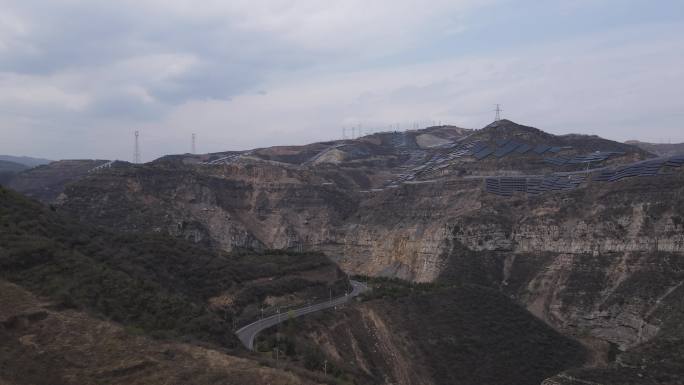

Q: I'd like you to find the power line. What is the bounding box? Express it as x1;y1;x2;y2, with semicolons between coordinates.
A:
133;130;141;164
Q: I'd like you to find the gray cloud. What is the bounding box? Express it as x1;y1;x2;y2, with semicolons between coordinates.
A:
0;0;682;161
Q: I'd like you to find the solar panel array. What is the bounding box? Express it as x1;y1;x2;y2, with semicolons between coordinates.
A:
666;155;684;168
494;141;522;158
383;132;436;186
460;138;581;162
496;138;512;147
384;136;481;186
527;175;586;195
470;139;572;162
484;154;684;196
544;151;625;167
485;177;527;196
533;145;551;155
515;143;533;154
385;139;496;185
592;156;683;182
473;147;495;160
389;136;608;186
469;141;489;154
204;153;243;165
485;175;587;197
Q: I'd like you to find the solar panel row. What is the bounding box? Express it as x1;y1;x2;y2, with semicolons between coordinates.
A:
495;138;512;147
469;141;489;154
388;139;493;185
206;153;242;165
484;175;587;196
592;155;684;182
544;158;569;166
533;145;551;155
544;151;626;166
666;155;684;167
494;141;521;158
515;143;533;154
471;139;576;161
474;147;495;160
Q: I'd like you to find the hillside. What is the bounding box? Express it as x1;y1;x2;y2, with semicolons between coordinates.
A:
6;119;684;383
257;280;586;385
0;280;319;385
0;186;351;383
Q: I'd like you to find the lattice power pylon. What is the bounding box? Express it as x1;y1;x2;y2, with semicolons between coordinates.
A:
133;131;141;163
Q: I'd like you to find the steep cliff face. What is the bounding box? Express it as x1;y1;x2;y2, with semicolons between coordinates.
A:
60;162;360;252
266;284;585;385
440;175;684;350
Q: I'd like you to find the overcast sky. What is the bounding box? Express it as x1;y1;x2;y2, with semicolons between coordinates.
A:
1;0;683;161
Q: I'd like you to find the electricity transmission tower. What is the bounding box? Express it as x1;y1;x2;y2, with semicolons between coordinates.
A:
133;131;141;164
494;104;502;122
192;133;196;154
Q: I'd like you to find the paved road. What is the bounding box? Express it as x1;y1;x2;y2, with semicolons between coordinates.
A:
236;280;369;350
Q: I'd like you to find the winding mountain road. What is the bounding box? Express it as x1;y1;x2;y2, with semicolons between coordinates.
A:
236;280;369;350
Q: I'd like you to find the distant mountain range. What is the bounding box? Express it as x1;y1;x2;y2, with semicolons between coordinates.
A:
0;155;52;168
0;160;28;173
0;155;52;185
0;160;30;184
626;140;684;157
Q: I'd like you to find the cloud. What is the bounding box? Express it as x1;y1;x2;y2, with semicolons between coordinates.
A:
0;0;482;115
0;0;682;160
145;21;684;158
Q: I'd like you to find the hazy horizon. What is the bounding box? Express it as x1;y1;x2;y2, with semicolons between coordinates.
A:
1;0;683;161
